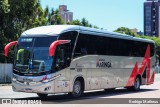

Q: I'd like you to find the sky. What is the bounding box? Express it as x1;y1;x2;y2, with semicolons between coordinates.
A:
40;0;146;32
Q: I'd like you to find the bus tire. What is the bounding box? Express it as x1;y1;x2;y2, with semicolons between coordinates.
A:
133;76;141;91
128;76;141;91
37;93;48;97
69;80;83;98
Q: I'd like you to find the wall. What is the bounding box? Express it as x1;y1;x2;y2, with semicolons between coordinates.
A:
0;64;12;83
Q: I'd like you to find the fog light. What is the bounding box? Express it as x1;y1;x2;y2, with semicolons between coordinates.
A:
44;86;51;91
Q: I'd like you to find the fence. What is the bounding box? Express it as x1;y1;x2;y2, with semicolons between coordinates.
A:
0;64;13;83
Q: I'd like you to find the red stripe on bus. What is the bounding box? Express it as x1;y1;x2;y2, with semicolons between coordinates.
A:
148;71;155;84
126;45;153;87
126;62;138;87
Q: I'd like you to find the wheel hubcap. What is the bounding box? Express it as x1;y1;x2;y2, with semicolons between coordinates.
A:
135;78;140;89
73;82;81;95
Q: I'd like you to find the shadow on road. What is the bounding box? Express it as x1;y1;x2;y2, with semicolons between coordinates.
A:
14;88;158;104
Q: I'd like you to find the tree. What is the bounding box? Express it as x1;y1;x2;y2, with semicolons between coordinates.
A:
70;19;82;25
81;18;89;27
0;0;49;63
114;27;136;37
0;0;10;62
69;18;99;29
50;9;64;25
93;25;99;29
0;1;100;63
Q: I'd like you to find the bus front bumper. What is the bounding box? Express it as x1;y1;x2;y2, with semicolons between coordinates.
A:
12;80;55;94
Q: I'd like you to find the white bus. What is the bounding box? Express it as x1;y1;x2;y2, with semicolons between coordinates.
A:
5;25;156;98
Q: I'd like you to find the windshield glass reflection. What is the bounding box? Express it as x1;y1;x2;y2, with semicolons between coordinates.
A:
14;36;57;75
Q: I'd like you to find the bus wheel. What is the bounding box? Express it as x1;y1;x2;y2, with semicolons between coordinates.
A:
128;77;141;91
133;77;141;91
69;80;83;98
37;93;48;97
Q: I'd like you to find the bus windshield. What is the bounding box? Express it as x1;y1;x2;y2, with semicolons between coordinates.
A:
14;36;57;75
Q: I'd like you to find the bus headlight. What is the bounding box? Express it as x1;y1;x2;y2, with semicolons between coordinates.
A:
42;79;49;83
41;74;61;83
44;86;51;91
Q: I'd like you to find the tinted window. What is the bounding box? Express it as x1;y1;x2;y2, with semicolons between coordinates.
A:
54;44;71;71
34;36;57;47
74;33;155;58
150;43;155;57
74;34;105;57
58;31;78;57
18;36;57;47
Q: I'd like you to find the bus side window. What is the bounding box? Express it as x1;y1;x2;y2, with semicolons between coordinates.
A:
54;46;65;71
81;48;87;55
65;43;72;67
54;44;72;71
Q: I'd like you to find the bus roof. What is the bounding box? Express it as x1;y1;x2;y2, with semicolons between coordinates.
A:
21;25;154;43
21;25;79;36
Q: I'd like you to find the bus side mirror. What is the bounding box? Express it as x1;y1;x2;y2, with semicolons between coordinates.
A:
4;41;18;57
49;40;70;56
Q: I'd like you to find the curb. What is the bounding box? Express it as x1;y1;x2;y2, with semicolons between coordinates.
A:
0;84;11;87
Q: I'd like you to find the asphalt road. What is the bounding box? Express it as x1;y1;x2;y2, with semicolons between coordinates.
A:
0;74;160;105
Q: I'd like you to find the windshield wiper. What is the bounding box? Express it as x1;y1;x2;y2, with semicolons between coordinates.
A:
13;69;20;72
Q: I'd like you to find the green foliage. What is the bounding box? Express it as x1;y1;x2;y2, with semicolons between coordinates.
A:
93;25;99;29
50;9;64;25
70;18;99;29
0;0;49;63
0;0;10;13
81;18;89;27
114;27;160;49
70;19;82;25
114;27;136;37
0;0;101;63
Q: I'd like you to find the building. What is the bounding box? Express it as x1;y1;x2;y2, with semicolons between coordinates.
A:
130;28;144;36
137;31;144;36
59;5;73;24
144;0;160;37
130;28;138;34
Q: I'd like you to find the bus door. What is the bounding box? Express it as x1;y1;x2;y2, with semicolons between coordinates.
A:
53;44;71;93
